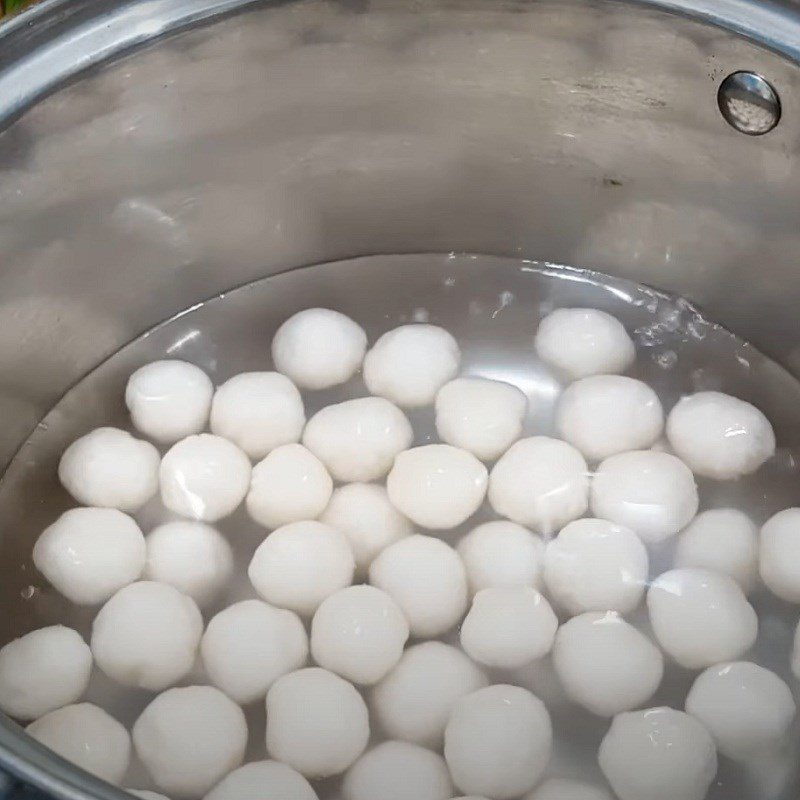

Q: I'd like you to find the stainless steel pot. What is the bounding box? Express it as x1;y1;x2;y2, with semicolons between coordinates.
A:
1;0;799;798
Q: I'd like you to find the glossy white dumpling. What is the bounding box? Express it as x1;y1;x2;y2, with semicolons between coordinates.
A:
0;626;92;721
526;778;613;800
598;707;717;800
246;444;332;529
248;521;355;616
91;581;203;691
457;521;545;596
371;642;488;748
647;568;758;668
759;508;800;602
556;375;663;461
590;450;698;543
435;377;527;461
266;668;369;778
666;391;775;479
59;427;159;511
201;599;308;704
204;761;318;800
343;741;453;800
271;308;367;390
27;703;131;785
675;508;758;593
685;661;796;761
363;324;460;408
303;397;413;483
534;308;635;379
145;521;233;608
311;585;409;685
320;483;413;573
551;612;663;717
126;360;213;444
387;445;488;530
33;508;146;605
543;518;648;615
160;434;250;522
133;686;247;798
444;684;552;800
209;371;305;459
488;437;589;535
369;535;468;638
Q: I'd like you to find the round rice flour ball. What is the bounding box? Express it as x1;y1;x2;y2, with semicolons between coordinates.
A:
363;324;460;408
125;360;213;444
205;761;318;800
33;507;146;605
303;397;413;483
598;707;717;800
444;684;552;799
372;641;488;748
210;371;305;459
27;703;131;785
534;308;635;379
133;686;247;798
272;308;367;390
759;508;800;602
435;377;527;461
666;391;775;480
59;427;159;511
266;668;369;778
91;581;203;691
527;778;613;800
0;625;92;720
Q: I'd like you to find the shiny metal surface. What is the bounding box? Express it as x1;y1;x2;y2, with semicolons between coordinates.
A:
718;71;782;134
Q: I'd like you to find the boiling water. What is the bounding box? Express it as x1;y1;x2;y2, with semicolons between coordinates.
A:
0;254;799;799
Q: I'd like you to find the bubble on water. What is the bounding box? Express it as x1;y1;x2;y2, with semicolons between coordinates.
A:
411;307;430;323
21;585;37;600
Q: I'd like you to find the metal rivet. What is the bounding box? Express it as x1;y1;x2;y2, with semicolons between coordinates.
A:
718;71;781;136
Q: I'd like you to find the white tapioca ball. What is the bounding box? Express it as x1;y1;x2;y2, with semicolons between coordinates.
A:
647;568;758;669
125;360;213;444
445;684;552;800
204;761;318;800
792;619;800;680
598;707;717;800
434;377;527;461
320;483;413;574
551;612;664;717
556;375;664;461
160;434;251;522
246;444;332;529
248;521;354;616
33;507;146;605
372;642;488;748
266;667;369;778
386;445;487;530
311;585;409;685
209;371;305;459
759;508;800;602
666;391;775;480
457;521;545;596
363;324;460;408
303;397;413;483
133;686;247;798
343;741;453;800
272;308;367;390
534;308;635;380
369;535;467;638
0;626;92;721
685;661;796;761
488;437;589;535
675;508;758;593
590;450;698;543
144;521;233;608
91;581;203;691
526;778;613;800
27;703;131;785
201;599;308;704
128;791;170;800
543;518;648;615
59;427;160;511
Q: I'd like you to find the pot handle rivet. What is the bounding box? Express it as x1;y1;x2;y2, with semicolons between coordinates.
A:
718;71;781;135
